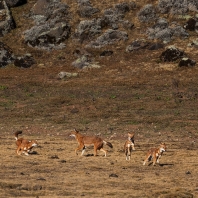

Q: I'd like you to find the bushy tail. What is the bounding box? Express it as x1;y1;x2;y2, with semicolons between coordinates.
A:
14;131;22;140
103;141;113;148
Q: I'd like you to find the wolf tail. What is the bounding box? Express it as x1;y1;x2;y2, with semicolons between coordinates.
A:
14;131;22;140
103;141;113;148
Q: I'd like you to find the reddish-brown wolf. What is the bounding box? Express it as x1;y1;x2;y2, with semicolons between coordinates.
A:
70;129;113;157
143;143;166;165
14;131;38;156
124;132;135;160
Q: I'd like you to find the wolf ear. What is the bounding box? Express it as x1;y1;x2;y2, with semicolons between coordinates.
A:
74;129;79;133
128;133;135;138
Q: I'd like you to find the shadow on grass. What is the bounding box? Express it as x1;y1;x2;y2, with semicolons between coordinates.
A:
29;151;39;155
159;163;174;167
85;154;94;157
147;163;174;166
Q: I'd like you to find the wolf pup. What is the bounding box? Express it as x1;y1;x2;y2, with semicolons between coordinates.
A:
143;142;166;165
124;132;135;160
70;129;113;157
14;131;38;156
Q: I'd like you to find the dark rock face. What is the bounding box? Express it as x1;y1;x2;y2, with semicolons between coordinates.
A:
24;0;71;50
160;46;196;67
14;54;35;68
184;18;198;31
179;58;196;67
0;41;15;67
160;47;184;62
100;50;113;57
5;0;26;7
0;0;15;37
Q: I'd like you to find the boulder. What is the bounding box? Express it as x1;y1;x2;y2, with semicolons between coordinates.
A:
31;0;70;24
100;50;113;57
138;4;157;23
74;2;134;44
184;18;198;31
0;0;15;37
31;0;49;16
160;46;184;62
101;7;125;29
189;38;198;47
58;72;78;79
71;55;90;69
77;0;99;18
179;58;196;67
128;1;137;10
122;20;134;30
100;2;134;29
14;54;35;68
24;21;71;50
147;18;188;43
86;29;128;48
114;2;131;14
24;0;71;50
126;40;150;52
74;19;102;43
0;41;15;67
158;0;198;14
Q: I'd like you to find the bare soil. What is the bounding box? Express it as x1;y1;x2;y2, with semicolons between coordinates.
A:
0;0;198;197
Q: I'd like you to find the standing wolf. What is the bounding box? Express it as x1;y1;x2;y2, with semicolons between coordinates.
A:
124;132;135;160
70;129;113;157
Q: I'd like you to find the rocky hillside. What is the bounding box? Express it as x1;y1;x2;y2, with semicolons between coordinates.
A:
0;0;198;69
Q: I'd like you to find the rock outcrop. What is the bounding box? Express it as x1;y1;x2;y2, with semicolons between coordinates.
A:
0;41;15;67
0;0;15;37
24;0;71;50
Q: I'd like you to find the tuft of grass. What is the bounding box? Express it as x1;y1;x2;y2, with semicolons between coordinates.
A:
0;85;8;90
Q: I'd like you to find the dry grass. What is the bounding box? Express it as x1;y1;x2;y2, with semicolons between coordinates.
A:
0;133;197;197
